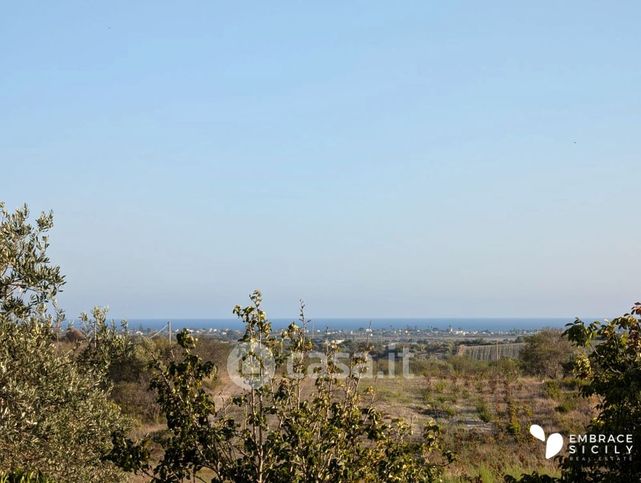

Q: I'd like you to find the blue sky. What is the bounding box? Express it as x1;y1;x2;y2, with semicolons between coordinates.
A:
2;1;640;319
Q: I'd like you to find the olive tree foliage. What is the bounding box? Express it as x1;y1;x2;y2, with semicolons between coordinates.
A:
0;317;126;481
0;202;127;481
0;203;63;319
110;291;453;482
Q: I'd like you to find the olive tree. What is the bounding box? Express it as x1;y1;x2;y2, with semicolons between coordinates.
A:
0;202;127;481
0;203;63;319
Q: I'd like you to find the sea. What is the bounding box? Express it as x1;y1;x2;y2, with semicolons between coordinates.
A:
118;317;595;333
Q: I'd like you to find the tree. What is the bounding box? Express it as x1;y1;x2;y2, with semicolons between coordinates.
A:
0;202;127;481
560;307;641;482
0;316;126;481
0;203;64;319
110;291;453;482
519;329;574;379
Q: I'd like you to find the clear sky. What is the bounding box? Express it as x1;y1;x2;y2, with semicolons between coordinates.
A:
2;1;640;319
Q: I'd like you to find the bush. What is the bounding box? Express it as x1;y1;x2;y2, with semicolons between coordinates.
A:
519;330;574;379
491;357;521;381
476;400;493;423
553;399;576;414
542;380;561;400
506;402;521;436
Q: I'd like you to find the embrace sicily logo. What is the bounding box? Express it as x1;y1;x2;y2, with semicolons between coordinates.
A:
530;424;564;459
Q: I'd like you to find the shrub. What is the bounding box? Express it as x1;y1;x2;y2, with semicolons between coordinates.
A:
553;399;575;414
559;376;581;390
542;380;561;400
506;400;521;436
476;400;493;423
492;357;521;381
519;330;574;379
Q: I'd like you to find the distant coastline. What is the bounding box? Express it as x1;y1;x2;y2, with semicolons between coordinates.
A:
90;317;598;332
